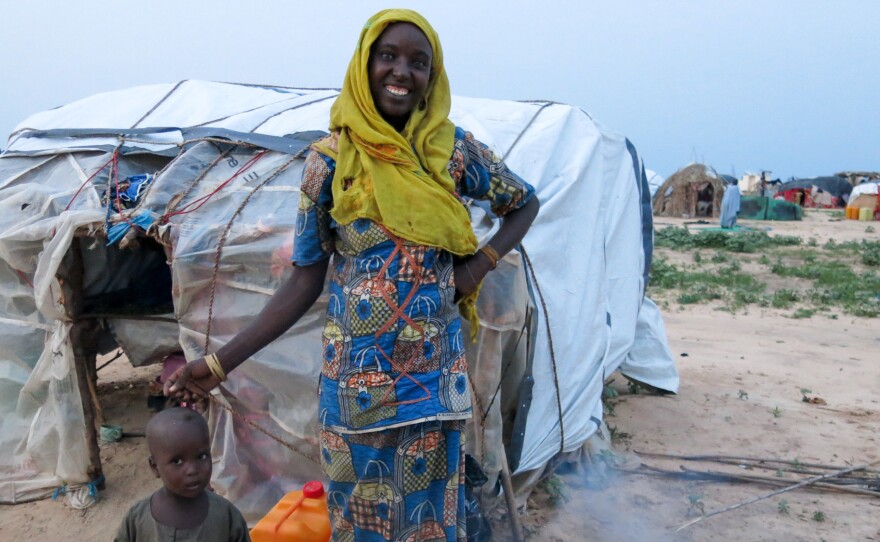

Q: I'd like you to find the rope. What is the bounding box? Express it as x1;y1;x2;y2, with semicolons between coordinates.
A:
121;149;178;217
62;148;120;212
203;152;297;349
204;386;319;464
501;102;553;161
247;94;338;132
183;379;319;464
131;80;186;129
162;150;268;221
161;145;236;221
194;150;320;464
14;269;34;288
520;245;565;454
479;317;529;426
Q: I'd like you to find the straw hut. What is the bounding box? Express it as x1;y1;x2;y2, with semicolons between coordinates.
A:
652;164;727;218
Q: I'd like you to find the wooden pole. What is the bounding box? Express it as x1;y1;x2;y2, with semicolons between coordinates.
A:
675;459;880;532
71;325;105;487
64;238;105;488
499;449;524;542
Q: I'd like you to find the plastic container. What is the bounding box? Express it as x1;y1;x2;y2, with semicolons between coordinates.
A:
846;206;857;219
859;207;872;221
250;481;332;542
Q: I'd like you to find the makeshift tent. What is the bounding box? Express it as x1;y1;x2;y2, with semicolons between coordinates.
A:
774;176;852;208
652;164;726;218
738;196;803;221
0;81;677;519
836;171;880;186
848;181;880;215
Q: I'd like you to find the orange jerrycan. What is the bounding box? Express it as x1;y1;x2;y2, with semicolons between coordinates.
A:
250;481;332;542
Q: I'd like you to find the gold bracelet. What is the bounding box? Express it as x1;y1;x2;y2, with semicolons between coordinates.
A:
479;245;500;270
204;353;227;382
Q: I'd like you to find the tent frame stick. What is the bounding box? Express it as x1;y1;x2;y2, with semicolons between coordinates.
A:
675;459;880;532
72;324;105;486
65;237;105;488
499;449;524;542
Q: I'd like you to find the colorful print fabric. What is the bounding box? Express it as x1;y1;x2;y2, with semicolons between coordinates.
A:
295;127;535;434
322;420;466;542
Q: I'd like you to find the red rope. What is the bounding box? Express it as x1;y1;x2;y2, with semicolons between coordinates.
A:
63;151;119;212
161;150;267;222
15;269;34;288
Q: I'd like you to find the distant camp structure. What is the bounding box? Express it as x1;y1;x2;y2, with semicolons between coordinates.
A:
739;195;802;221
846;180;880;221
836;171;880;186
652;164;726;218
774;176;852;208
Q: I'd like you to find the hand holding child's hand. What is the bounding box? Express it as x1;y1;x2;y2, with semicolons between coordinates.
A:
164;359;221;401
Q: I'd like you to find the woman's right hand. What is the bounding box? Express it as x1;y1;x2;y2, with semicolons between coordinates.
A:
163;359;222;402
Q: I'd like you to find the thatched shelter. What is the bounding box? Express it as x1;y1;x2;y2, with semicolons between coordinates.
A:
652;164;727;218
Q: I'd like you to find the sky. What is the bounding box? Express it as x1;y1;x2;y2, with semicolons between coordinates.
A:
1;0;877;181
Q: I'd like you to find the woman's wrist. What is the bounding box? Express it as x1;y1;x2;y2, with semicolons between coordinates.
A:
204;353;227;382
474;251;494;275
478;245;500;270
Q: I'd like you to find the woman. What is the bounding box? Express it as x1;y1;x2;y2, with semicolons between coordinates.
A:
166;9;538;541
720;179;741;228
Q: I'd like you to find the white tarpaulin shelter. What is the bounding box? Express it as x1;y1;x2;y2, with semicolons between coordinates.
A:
0;80;677;518
850;181;879;198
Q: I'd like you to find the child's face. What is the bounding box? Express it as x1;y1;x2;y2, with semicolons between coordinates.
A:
148;424;212;499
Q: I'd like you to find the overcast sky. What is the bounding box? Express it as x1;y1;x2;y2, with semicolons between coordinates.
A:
1;1;877;180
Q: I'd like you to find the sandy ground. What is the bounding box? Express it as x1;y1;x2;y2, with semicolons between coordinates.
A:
0;210;878;541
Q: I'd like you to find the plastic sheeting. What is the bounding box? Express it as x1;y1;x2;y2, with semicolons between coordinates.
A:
0;82;678;515
0;148;177;502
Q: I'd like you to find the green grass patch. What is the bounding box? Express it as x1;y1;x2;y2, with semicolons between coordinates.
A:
655;227;801;253
771;258;880;317
649;258;767;310
771;289;800;309
653;227;880;317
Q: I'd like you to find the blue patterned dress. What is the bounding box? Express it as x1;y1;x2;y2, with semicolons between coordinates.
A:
293;128;534;542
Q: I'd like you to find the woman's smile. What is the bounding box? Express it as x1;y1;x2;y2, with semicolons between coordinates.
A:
385;85;410;96
368;22;432;131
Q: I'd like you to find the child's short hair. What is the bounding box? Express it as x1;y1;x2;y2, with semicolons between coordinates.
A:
145;407;208;453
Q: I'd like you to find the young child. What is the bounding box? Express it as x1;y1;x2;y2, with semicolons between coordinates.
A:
114;407;251;541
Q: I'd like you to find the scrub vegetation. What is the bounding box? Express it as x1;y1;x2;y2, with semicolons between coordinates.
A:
649;227;880;318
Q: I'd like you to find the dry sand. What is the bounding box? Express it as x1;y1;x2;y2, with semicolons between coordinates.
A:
0;209;878;541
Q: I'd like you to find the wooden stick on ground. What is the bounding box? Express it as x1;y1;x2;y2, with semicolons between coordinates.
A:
617;464;880;497
499;450;524;542
635;450;880;474
676;466;880;497
654;455;879;481
675;459;880;532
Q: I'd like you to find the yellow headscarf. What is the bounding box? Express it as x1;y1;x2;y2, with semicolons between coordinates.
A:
312;9;478;256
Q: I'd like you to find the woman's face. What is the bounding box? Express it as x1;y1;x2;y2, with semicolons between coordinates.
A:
368;22;433;131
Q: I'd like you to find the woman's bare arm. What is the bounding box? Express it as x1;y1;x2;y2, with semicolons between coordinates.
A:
165;258;330;399
454;195;540;296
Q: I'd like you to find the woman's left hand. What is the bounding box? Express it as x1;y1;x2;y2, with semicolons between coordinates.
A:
453;254;491;300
